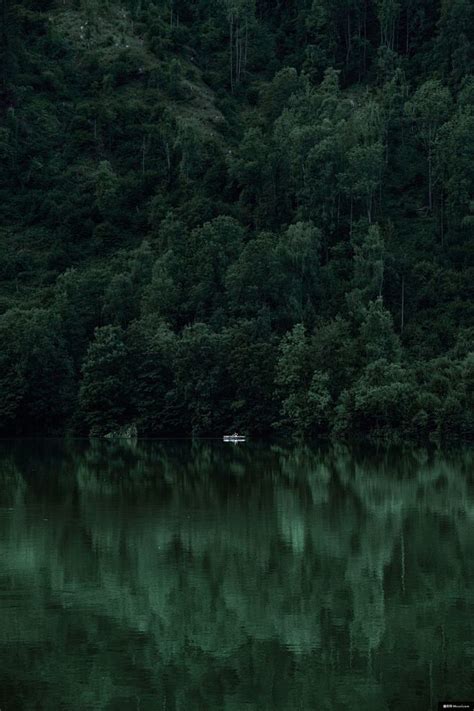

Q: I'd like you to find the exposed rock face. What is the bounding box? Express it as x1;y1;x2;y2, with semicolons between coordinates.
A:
103;423;138;440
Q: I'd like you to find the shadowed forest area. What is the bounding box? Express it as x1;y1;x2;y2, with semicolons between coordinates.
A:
0;0;473;437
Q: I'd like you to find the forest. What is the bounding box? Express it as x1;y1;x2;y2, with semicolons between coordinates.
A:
0;0;473;438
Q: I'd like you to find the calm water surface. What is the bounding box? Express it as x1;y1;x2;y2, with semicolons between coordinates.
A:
0;439;473;710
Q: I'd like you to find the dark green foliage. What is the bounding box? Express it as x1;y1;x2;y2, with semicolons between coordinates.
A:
0;308;74;433
335;359;413;436
275;324;331;436
173;322;232;434
0;0;472;439
360;298;401;363
225;316;279;432
128;315;181;434
78;325;131;435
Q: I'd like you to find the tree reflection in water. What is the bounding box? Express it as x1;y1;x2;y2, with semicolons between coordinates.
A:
0;439;472;710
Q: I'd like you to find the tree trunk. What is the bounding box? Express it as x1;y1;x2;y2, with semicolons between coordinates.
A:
229;15;234;93
236;20;241;84
400;528;405;593
401;274;405;332
440;191;445;247
428;148;432;211
345;12;352;66
405;6;409;54
363;0;367;73
244;18;248;71
235;20;239;85
164;140;171;183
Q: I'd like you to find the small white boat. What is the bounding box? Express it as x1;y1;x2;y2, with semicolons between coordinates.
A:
223;433;246;442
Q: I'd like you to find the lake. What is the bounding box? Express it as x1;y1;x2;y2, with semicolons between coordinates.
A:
0;439;473;710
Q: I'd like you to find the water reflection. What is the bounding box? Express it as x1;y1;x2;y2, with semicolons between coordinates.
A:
0;440;473;710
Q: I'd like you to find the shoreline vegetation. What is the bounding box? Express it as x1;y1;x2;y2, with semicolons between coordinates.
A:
0;0;473;440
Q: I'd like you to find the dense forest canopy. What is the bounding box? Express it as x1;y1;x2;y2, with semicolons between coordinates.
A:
0;0;473;437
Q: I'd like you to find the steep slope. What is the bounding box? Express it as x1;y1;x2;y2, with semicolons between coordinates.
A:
0;0;472;439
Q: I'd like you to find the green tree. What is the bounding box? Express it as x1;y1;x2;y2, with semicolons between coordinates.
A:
229;127;277;228
347;223;385;318
79;325;131;436
277;221;322;321
375;0;400;50
360;298;401;363
0;0;22;93
347;141;384;223
275;324;331;435
405;80;452;211
221;0;256;91
94;160;119;215
55;267;111;369
437;101;474;232
0;308;74;433
225;231;287;322
102;274;136;327
128;316;179;434
174;323;231;434
335;359;413;435
436;0;474;83
225;317;279;433
312;317;358;397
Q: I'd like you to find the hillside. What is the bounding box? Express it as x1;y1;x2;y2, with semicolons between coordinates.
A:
0;0;473;438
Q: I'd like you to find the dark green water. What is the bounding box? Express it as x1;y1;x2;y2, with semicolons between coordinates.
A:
0;440;473;710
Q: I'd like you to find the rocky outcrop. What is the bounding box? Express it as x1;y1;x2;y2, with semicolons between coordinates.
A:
103;423;138;440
